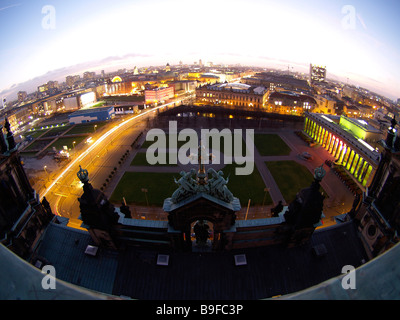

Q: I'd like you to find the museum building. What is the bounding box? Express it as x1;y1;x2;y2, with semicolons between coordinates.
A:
304;113;382;188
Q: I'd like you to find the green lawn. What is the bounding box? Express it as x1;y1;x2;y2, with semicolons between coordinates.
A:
110;163;272;207
41;125;71;137
265;160;326;203
141;133;249;164
47;136;87;151
24;139;52;151
67;121;107;135
221;164;272;206
110;172;179;206
25;129;51;139
254;134;291;156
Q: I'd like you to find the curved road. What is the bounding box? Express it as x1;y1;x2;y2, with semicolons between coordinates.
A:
40;100;184;228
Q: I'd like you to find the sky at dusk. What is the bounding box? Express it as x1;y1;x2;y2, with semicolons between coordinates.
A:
0;0;399;101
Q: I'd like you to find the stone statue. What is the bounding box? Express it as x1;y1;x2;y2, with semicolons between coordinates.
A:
207;168;234;202
171;169;197;203
77;165;89;183
284;164;325;230
314;164;326;181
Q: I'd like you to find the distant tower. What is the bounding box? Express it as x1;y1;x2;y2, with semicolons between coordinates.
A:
199;59;203;67
165;63;171;72
133;66;139;75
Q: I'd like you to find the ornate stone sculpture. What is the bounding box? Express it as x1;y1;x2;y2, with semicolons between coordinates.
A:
313;164;326;181
170;166;235;204
170;169;197;203
207;168;233;202
77;165;89;183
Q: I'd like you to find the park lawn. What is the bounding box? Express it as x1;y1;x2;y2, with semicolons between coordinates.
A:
25;128;53;139
110;172;179;206
110;162;272;207
254;134;291;156
220;163;272;206
130;151;178;167
41;125;72;138
47;136;87;151
67;121;108;135
141;133;249;164
24;139;52;151
265;160;327;203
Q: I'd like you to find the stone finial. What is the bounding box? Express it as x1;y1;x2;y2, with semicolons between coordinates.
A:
314;164;326;181
77;165;89;184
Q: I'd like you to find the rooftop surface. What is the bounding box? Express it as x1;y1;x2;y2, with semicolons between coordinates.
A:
34;220;368;300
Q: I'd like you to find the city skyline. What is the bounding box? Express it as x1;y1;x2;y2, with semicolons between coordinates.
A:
0;0;400;101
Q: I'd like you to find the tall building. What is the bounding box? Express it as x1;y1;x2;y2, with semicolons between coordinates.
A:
144;86;174;103
310;64;327;84
83;71;96;80
17;91;27;103
66;75;80;87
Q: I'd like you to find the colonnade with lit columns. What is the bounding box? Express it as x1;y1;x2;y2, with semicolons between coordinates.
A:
304;114;379;188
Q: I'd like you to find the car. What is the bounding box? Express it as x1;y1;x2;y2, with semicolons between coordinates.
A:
298;152;313;160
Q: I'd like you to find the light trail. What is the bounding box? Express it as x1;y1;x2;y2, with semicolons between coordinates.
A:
40;101;178;203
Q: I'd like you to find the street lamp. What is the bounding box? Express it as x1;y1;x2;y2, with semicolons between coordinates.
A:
141;188;149;207
94;124;97;133
43;165;49;181
262;187;270;214
72;141;76;150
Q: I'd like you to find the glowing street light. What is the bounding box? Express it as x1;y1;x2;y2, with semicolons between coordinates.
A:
43;165;49;181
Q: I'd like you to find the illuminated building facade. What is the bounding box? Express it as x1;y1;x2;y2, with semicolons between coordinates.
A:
66;75;80;87
17;91;27;103
267;91;316;115
310;64;326;84
105;80;133;95
196;83;267;109
304;113;381;188
145;86;174;103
